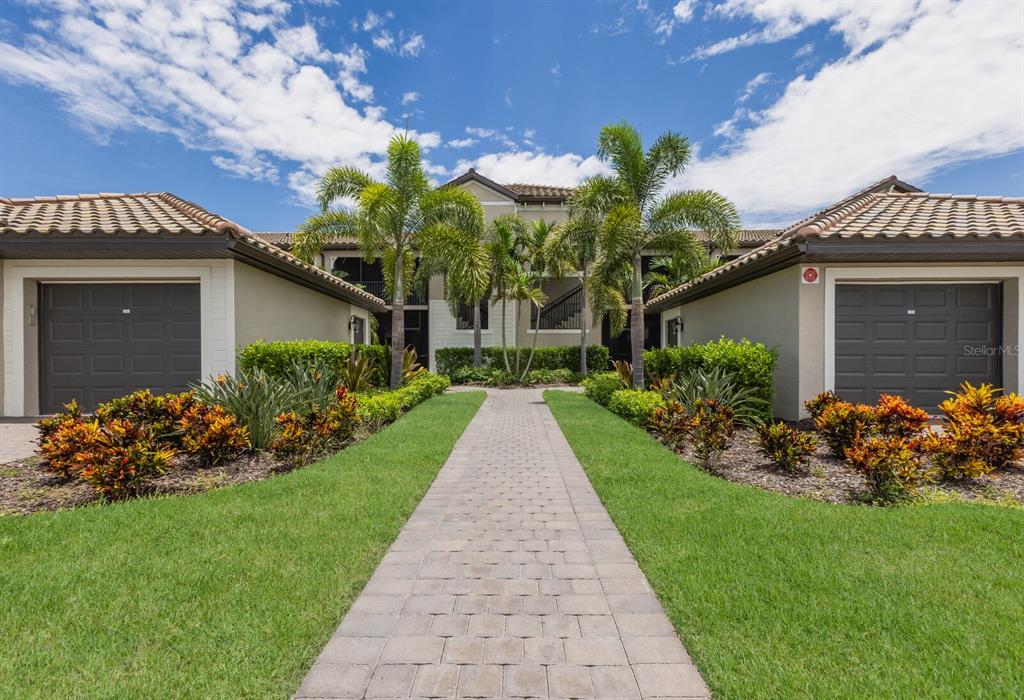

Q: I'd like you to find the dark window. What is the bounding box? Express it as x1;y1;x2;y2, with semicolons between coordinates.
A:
351;316;365;344
456;301;489;330
665;318;680;346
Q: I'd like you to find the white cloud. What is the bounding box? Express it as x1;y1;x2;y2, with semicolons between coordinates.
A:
399;33;425;57
737;71;770;102
466;126;516;149
371;30;394;51
692;0;925;60
673;0;697;22
0;1;440;205
504;89;513;108
550;62;561;80
361;11;383;32
447;137;478;149
454;151;610;186
793;42;814;58
677;0;1024;220
401;91;419;105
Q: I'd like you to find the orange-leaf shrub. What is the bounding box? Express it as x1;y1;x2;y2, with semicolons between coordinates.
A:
178;404;250;467
922;382;1024;476
649;400;689;449
874;394;930;439
804;390;841;421
689;399;735;470
814;401;877;458
755;421;817;473
845;436;936;503
270;387;360;461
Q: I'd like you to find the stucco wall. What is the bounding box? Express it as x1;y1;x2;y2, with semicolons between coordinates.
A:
2;258;235;417
662;266;801;420
233;261;361;348
663;261;1024;421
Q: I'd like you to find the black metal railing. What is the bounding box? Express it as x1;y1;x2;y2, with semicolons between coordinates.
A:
532;285;583;330
353;280;425;306
456;300;489;330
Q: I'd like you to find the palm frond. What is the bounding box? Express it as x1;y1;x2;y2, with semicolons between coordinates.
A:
317;167;376;211
596;121;647;205
420;186;485;237
292;210;359;264
646;190;740;253
643;132;691;204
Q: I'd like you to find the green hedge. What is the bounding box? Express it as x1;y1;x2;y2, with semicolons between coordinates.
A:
645;338;777;420
581;372;622;407
238;340;389;385
608;389;666;426
355;373;450;430
436;345;609;376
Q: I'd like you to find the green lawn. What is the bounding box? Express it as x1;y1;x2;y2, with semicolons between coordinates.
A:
0;391;484;699
545;390;1024;699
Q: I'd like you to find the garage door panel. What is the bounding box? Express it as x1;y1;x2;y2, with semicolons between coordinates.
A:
873;321;910;341
40;283;201;413
835;283;1001;412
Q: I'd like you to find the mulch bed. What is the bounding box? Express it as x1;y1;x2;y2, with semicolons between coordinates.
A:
671;427;1024;506
0;445;345;516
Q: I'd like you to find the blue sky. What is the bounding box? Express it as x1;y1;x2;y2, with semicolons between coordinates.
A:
1;0;1022;230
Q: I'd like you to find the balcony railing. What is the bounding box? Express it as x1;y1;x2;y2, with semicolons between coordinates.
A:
531;285;584;330
352;280;426;306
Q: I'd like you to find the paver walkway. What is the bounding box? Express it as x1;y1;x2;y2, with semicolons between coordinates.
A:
296;389;709;699
0;423;38;464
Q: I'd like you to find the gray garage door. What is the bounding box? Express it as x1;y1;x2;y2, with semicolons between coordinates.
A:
40;283;201;413
835;283;1001;410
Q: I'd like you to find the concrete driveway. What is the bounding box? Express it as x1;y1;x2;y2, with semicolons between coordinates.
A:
0;423;39;463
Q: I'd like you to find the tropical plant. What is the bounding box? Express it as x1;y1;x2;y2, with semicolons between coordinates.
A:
193;369;297;450
608;389;666;426
573;120;739;387
804;390;841;421
294;134;484;387
665;366;767;428
337;350;377;392
505;262;546;377
650;400;689;449
612;360;633;389
280;357;345;408
581;371;621;407
643;251;723;298
518;219;558;380
874;394;930;439
484;213;528;371
543;209;626;377
688;399;735;470
402;346;427;383
755;422;817;473
814;401;877;458
845;436;936;504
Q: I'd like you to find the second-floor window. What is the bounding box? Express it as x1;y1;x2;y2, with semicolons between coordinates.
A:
456;300;489;330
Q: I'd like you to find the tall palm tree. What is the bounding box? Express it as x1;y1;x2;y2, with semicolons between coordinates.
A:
417;224;490;367
504;262;546;378
294;135;484;388
643;250;724;299
580;121;740;387
517;219;557;380
484;213;527;371
543;211;626;377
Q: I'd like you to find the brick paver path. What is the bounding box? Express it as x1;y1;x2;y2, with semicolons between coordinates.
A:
296;389;709;699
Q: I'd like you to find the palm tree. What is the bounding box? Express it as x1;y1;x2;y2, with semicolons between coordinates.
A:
517;219;557;380
643;250;723;299
294;135;484;388
505;262;546;378
484;213;527;371
580;121;740;387
417;223;490;367
543;212;626;377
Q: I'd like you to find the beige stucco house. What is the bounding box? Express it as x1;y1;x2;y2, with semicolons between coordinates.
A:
262;169;775;370
647;177;1024;420
0;192;385;416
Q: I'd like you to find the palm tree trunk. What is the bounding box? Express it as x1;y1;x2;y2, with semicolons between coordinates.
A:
579;271;588;377
501;293;510;371
520;306;542;382
390;254;405;389
514;299;521;377
630;253;644;389
473;300;482;367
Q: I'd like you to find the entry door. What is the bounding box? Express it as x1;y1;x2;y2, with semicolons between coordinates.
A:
834;283;1001;410
40;283;201;413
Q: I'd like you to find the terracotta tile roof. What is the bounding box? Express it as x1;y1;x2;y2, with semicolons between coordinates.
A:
253;231;360;250
647;183;1024;311
502;183;575;200
693;228;780;246
0;193;385;310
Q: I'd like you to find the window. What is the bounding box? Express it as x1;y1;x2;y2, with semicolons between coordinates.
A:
665;317;681;347
456;300;489;330
351;316;365;344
